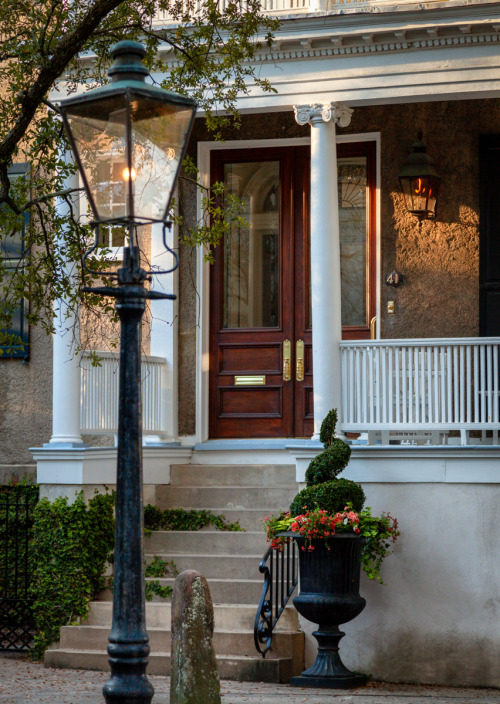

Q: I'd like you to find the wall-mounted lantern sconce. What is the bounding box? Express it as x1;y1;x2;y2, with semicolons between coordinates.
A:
398;130;441;220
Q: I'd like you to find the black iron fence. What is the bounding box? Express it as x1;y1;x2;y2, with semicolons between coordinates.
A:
0;485;39;651
254;535;298;657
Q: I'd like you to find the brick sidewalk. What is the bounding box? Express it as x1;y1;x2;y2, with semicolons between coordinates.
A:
1;654;499;704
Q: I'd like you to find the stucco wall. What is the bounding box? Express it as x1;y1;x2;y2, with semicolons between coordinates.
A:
177;99;497;435
0;328;52;465
298;481;500;688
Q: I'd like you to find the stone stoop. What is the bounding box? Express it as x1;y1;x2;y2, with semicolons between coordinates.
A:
45;464;304;683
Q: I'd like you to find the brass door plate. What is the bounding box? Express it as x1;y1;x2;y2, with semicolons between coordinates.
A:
234;375;266;386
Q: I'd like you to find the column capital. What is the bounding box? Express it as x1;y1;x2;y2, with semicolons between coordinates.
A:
293;102;353;128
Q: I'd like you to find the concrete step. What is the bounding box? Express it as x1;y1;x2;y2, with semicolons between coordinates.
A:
145;530;268;554
170;464;296;487
58;624;303;660
44;648;299;683
84;601;299;632
146;508;275;531
142;553;265;580
156;486;297;510
98;578;266;604
146;578;264;604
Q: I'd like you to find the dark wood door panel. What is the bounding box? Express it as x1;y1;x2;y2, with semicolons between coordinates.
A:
219;386;282;416
218;342;282;375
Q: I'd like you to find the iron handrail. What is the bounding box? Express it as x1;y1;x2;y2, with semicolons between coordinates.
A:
254;533;298;657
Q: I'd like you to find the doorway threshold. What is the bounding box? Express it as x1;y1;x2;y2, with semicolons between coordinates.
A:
193;438;322;452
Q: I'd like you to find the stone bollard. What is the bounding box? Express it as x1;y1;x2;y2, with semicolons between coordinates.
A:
170;569;221;704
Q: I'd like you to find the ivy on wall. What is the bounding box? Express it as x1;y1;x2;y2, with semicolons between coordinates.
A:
29;491;115;659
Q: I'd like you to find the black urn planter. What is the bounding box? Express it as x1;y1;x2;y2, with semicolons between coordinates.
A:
291;533;367;689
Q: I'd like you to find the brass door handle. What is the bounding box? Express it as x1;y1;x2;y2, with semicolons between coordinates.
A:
370;316;377;340
296;339;304;382
283;339;291;381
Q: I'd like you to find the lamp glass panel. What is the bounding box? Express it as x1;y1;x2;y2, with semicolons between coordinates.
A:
399;177;413;212
64;95;129;221
129;96;194;221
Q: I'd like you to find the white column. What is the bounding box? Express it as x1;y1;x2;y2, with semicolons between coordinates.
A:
48;153;84;446
294;102;353;439
147;220;178;443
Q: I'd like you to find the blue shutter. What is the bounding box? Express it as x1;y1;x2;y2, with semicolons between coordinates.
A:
0;165;29;359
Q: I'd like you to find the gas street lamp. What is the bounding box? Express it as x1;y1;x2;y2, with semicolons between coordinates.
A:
59;40;197;704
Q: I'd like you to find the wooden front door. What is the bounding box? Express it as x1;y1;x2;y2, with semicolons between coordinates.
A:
209;142;376;439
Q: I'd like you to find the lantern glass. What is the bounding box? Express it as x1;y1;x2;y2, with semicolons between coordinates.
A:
64;92;195;224
399;174;440;218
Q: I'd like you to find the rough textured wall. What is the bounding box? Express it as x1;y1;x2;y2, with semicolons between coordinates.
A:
347;100;484;339
0;329;52;464
177;99;497;434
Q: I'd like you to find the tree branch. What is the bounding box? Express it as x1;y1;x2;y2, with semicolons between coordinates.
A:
0;0;126;173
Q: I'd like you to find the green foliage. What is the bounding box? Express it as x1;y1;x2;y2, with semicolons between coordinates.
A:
144;556;179;602
144;505;243;533
357;507;400;584
0;0;278;346
264;504;400;583
305;443;351;485
290;479;366;517
29;491;115;660
319;408;339;448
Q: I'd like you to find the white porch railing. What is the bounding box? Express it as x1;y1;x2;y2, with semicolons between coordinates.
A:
80;351;167;435
151;0;455;23
341;337;500;440
152;0;311;23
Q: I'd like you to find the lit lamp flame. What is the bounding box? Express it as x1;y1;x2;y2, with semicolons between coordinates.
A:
122;167;137;182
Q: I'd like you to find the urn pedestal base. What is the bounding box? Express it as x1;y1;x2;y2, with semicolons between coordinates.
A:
290;626;367;689
290;535;368;690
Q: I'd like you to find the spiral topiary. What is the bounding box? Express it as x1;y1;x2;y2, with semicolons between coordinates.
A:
290;478;366;516
319;408;338;448
304;409;351;486
304;443;351;485
290;408;365;515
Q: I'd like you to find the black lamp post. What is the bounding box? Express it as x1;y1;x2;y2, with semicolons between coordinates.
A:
399;130;441;220
59;41;197;704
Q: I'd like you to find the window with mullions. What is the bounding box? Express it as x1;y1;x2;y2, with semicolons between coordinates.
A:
0;164;29;359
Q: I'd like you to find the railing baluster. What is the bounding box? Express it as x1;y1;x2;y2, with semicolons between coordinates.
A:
453;346;459;423
487;345;493;422
494;345;499;424
433;346;439;424
362;348;367;424
466;345;472;423
459;345;465;424
402;346;407;424
480;344;486;423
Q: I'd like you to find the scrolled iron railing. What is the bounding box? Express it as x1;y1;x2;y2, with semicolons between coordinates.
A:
254;534;298;657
